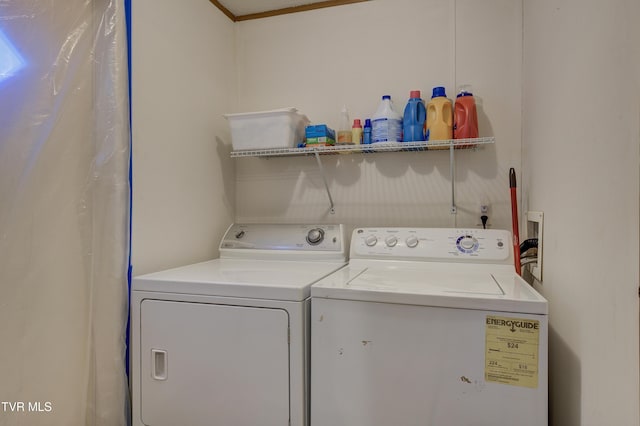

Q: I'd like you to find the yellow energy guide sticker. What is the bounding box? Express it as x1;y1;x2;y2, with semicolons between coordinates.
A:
485;315;540;388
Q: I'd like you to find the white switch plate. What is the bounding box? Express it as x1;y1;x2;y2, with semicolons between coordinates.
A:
526;211;544;282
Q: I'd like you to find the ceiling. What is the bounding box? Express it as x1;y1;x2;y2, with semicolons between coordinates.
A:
219;0;318;16
211;0;368;21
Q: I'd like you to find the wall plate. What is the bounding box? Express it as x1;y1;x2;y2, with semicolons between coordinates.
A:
526;211;543;282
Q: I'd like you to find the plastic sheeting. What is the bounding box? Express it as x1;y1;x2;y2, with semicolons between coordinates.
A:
0;1;130;425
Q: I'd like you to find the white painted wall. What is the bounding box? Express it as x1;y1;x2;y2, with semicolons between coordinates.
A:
130;0;640;423
131;0;236;274
234;0;523;232
523;0;640;424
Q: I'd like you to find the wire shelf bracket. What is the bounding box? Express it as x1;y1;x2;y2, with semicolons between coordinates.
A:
230;137;495;215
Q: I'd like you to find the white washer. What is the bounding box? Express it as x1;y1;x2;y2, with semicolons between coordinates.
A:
311;227;548;426
130;223;347;426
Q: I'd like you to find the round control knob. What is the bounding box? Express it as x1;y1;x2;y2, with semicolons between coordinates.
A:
306;228;325;245
460;236;476;250
385;235;398;247
364;235;378;247
406;236;419;248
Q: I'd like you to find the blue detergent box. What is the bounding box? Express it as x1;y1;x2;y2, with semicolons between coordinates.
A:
305;124;335;146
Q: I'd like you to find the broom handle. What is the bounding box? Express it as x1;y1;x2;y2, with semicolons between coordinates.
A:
510;168;522;275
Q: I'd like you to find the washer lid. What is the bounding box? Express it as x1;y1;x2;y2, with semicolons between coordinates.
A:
133;258;347;301
311;263;547;314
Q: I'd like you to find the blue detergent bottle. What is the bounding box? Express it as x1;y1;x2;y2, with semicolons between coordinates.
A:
363;119;372;145
402;90;426;142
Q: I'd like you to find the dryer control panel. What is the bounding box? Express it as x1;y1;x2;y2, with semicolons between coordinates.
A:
220;223;346;259
351;228;511;264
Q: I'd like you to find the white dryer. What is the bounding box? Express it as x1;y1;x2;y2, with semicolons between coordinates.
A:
311;227;548;426
130;223;347;426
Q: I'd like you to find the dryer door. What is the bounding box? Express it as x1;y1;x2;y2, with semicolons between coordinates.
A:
140;300;290;426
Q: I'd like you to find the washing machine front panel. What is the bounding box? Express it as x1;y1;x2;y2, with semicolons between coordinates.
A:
140;300;289;426
311;297;548;426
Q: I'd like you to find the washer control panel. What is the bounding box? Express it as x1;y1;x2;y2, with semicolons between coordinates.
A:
220;223;344;252
351;228;511;263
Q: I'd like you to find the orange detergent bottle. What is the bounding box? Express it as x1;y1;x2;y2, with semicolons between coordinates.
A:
426;86;453;149
453;85;479;145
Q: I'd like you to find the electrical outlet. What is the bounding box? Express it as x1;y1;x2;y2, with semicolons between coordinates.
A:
480;198;490;214
478;202;490;228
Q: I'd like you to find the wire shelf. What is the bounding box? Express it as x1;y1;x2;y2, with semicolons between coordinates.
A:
230;137;495;158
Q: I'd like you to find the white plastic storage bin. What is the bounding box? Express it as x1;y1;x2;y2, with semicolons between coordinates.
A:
224;108;310;151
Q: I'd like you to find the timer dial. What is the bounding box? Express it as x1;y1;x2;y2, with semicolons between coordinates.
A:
460;237;475;250
456;235;479;253
306;228;325;245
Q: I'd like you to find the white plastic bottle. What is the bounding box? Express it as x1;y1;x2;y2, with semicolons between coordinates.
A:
372;95;402;143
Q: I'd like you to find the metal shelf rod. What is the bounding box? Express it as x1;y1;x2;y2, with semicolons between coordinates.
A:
314;152;335;214
450;143;456;215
